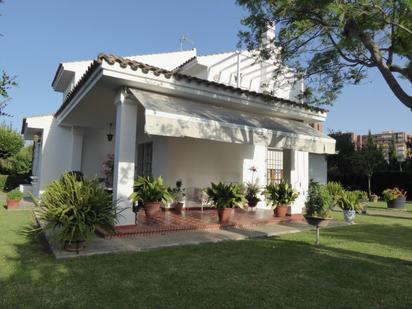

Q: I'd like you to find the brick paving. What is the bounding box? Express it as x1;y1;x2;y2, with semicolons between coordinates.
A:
98;208;300;238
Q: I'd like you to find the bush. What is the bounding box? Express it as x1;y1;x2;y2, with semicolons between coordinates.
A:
305;181;332;218
0;174;31;192
0;124;24;159
326;181;344;207
129;176;171;204
0;145;32;175
205;181;246;209
37;172;119;244
6;189;23;201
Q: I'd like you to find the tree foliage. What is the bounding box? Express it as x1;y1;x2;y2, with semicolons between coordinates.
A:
0;145;32;175
0;123;24;159
237;0;412;108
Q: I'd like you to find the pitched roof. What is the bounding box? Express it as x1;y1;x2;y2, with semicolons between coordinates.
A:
55;52;327;117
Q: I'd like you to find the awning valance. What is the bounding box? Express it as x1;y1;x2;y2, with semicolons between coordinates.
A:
129;88;335;154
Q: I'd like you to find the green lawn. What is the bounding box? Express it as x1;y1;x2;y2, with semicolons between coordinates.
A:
1;207;412;308
368;200;412;212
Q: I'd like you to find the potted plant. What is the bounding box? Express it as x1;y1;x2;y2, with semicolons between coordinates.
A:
244;181;260;207
369;194;379;203
265;180;299;217
304;181;333;244
382;187;407;209
6;189;23;209
205;181;246;224
129;176;172;219
353;190;369;214
36;172;119;253
169;180;186;214
336;190;362;224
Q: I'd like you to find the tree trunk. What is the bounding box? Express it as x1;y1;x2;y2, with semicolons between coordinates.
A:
367;175;372;197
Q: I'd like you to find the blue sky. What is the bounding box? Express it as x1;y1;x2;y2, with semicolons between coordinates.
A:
0;0;410;135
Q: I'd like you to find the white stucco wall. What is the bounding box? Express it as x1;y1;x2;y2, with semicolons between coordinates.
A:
309;153;327;184
38;118;73;193
81;128;114;178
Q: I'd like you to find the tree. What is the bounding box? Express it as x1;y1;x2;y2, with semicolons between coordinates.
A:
237;0;412;108
354;131;386;196
0;123;24;159
0;145;33;175
327;132;356;181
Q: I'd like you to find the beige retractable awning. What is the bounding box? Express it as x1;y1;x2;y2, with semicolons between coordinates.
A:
129;88;335;154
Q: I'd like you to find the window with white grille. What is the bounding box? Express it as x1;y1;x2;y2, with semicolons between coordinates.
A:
136;142;152;177
267;149;283;185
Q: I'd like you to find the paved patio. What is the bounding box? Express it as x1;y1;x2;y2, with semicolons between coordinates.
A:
98;208;301;238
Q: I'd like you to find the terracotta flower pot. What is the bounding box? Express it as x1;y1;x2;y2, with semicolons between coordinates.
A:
6;199;20;210
217;208;234;224
274;204;289;217
143;202;161;218
174;202;184;214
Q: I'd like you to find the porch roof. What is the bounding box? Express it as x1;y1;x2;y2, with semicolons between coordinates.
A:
129;88;335;154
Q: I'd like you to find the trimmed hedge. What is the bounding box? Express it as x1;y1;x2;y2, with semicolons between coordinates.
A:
0;174;31;192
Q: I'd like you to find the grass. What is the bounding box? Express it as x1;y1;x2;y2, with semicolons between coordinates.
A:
1;207;412;308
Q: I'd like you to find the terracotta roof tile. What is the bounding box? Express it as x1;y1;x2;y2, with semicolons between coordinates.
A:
55;53;327;117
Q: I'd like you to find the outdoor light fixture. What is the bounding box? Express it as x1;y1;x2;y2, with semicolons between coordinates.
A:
107;123;114;142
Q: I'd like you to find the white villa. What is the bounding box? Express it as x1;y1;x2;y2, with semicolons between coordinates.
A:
22;31;335;226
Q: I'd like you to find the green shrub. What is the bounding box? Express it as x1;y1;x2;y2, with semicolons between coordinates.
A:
37;172;119;244
205;181;246;209
264;180;299;208
6;189;23;201
129;176;171;203
0;174;31;192
305;181;332;218
326;181;344;207
0;145;32;175
0;124;24;159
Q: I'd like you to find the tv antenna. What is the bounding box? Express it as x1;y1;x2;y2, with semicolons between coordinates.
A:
179;34;194;51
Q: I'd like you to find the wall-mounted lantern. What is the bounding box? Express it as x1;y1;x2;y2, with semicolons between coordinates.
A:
107;123;114;142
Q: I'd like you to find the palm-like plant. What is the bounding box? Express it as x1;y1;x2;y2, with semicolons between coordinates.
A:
205;181;246;209
36;172;119;245
326;181;344;208
264;180;299;208
244;181;261;206
129;176;172;203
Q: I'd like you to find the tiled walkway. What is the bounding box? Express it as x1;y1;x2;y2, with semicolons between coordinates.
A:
98;208;300;238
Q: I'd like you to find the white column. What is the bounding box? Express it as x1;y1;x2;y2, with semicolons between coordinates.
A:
284;149;309;214
113;89;138;226
70;127;84;171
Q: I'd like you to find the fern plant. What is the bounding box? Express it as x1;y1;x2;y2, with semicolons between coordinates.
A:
36;172;119;244
205;181;246;209
129;176;171;203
